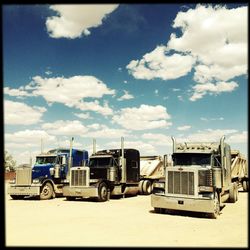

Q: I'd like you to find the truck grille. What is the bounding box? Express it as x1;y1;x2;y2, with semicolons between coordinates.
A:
16;167;32;185
168;171;194;195
71;169;88;186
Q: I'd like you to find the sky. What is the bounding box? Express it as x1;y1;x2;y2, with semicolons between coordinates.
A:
3;3;248;165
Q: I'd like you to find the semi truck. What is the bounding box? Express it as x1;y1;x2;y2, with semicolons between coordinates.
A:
138;155;164;195
63;137;140;202
151;136;248;218
8;141;89;200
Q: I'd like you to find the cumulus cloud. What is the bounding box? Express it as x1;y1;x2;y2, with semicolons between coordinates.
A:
176;128;238;142
4;100;46;125
31;75;115;104
106;140;157;155
177;125;191;131
201;117;224;121
189;81;238;101
74;112;92;119
42;120;88;136
7;75;115;116
167;4;247;100
112;104;172;130
227;131;248;144
75;100;113;116
127;5;247;101
142;133;172;146
117;90;134;101
46;4;119;39
4;87;31;98
127;45;195;80
83;124;129;138
5;129;56;145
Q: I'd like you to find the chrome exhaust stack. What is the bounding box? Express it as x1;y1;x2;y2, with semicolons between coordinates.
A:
171;136;176;153
121;137;126;183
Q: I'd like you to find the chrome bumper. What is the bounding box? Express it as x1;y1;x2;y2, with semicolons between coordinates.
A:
63;186;98;198
8;185;40;196
151;193;215;213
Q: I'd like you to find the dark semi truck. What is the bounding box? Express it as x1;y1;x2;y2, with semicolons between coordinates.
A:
63;137;140;202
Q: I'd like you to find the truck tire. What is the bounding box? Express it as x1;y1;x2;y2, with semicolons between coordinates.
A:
97;182;109;202
10;195;25;200
139;180;144;194
66;196;75;201
143;180;152;195
242;180;249;192
210;192;220;219
40;182;53;200
154;207;165;214
229;183;237;203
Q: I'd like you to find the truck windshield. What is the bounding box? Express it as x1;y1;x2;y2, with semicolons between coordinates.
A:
173;153;211;166
35;156;56;164
89;157;112;167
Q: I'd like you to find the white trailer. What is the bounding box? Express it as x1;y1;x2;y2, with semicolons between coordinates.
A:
138;156;164;195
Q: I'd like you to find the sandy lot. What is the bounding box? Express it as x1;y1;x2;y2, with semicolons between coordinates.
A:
5;183;248;247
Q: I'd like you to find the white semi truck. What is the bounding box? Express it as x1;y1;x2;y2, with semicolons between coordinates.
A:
151;136;248;218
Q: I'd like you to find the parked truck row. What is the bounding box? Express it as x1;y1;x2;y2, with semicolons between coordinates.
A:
7;136;248;218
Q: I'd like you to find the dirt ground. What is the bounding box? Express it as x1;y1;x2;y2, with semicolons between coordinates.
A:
5;182;248;247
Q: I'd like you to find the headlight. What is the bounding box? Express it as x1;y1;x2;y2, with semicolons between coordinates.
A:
9;179;15;184
199;186;213;192
153;182;165;188
32;179;40;184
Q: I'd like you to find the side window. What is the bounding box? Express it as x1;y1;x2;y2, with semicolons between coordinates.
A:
213;155;221;167
131;161;138;168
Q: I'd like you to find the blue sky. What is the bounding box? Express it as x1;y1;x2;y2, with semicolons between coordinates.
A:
3;4;248;165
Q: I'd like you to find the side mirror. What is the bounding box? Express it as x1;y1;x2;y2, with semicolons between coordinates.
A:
163;154;168;168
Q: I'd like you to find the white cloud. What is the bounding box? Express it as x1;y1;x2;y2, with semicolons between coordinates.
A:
83;124;129;139
106;140;157;155
46;4;119;39
117;90;134;101
176;128;238;142
75;100;113;116
127;5;247;101
172;88;180;92
112;104;172;130
5;129;56;145
45;70;52;75
4;100;46;125
16;75;115;116
142;133;172;146
177;95;184;101
31;75;115;104
227;131;248;143
201;117;224;121
167;4;247;100
127;45;195;80
177;125;191;131
189;81;238;101
42;120;88;136
74;112;92;119
4;87;31;98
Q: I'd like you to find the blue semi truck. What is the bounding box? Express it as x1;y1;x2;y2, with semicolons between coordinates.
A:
8;146;88;200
